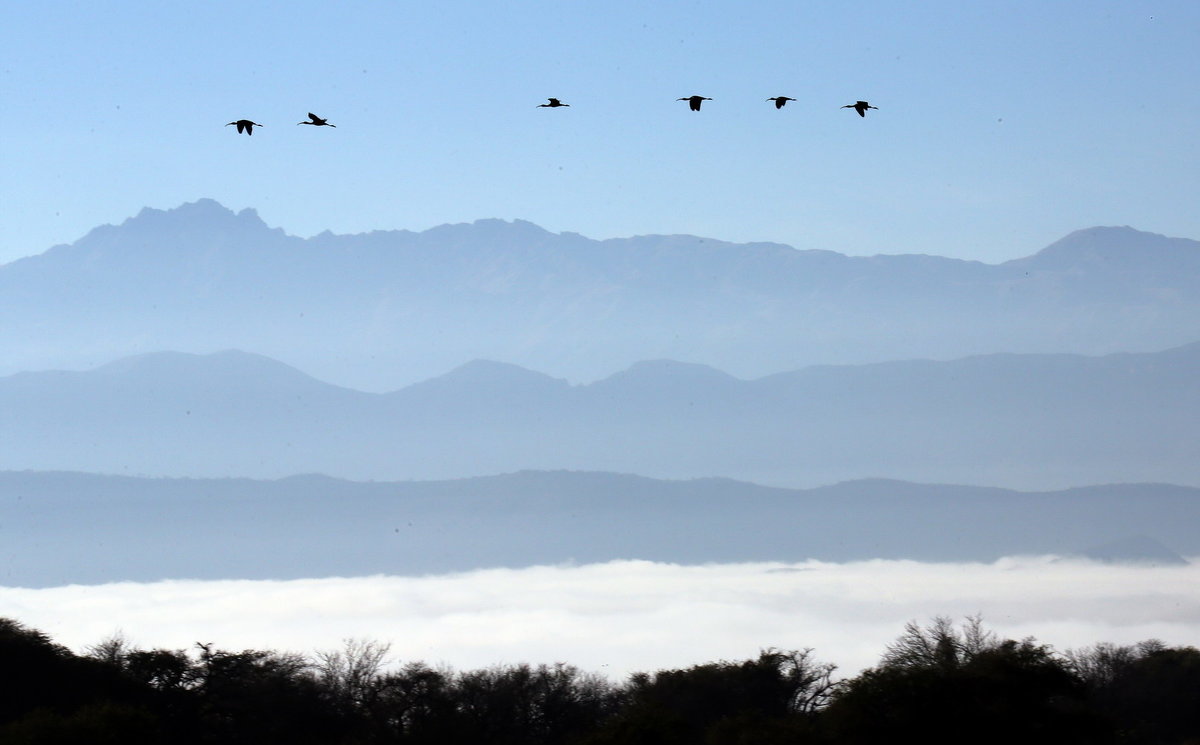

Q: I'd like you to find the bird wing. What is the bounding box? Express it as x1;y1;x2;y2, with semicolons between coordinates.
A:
308;113;320;122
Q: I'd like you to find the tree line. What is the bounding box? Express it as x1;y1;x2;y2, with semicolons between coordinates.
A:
1;615;1197;744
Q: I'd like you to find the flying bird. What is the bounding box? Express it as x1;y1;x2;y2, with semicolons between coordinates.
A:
678;95;712;111
842;101;878;117
767;96;796;109
537;98;570;108
226;119;263;135
297;112;336;127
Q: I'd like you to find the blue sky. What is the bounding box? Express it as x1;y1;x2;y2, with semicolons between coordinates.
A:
2;1;1197;265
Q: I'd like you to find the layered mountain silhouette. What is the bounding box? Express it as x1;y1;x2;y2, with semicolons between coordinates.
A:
2;200;1198;390
2;470;1195;587
2;345;1197;489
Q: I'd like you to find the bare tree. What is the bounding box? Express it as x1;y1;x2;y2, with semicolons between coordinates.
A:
1064;638;1168;688
82;631;137;669
770;648;839;714
315;638;392;710
880;615;999;670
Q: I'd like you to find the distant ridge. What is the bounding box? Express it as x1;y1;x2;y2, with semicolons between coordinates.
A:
2;469;1195;587
2;200;1198;390
2;344;1198;490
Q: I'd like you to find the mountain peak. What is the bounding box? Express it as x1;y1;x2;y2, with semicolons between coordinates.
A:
412;359;569;391
597;359;740;388
1011;226;1200;271
38;199;290;267
420;218;555;246
93;349;326;389
474;217;545;232
136;197;233;219
121;199;271;232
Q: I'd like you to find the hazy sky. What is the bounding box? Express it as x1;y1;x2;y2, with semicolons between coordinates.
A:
2;1;1198;266
4;558;1198;679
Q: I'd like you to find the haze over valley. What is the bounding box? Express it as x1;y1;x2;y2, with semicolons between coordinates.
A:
2;200;1198;681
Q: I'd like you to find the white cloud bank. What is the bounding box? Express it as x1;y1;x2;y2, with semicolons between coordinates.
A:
2;557;1198;678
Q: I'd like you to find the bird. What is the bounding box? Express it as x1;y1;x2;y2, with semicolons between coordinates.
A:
297;112;336;127
678;95;712;111
767;96;796;109
537;98;570;108
842;101;878;117
226;119;263;135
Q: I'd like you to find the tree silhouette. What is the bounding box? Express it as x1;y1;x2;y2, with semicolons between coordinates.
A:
5;615;1200;744
450;662;617;745
583;649;834;745
369;662;460;744
0;618;163;743
825;617;1106;745
1071;640;1200;745
187;644;340;745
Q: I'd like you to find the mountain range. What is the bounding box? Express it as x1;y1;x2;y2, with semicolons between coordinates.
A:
3;202;1199;587
2;345;1197;489
2;469;1194;588
3;199;1199;391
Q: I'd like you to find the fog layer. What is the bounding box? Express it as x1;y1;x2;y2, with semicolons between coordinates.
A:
4;558;1196;678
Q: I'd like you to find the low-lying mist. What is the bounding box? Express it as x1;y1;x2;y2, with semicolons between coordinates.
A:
4;557;1195;678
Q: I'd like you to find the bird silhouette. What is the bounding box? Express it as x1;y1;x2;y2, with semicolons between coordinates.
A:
537;98;570;108
842;101;878;117
767;97;796;109
678;95;712;111
297;112;336;127
226;119;263;135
